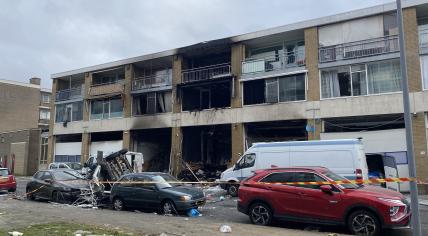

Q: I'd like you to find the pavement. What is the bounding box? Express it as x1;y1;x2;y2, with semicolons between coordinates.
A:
1;177;427;235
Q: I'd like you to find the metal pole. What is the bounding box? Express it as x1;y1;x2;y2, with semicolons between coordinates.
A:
396;0;421;235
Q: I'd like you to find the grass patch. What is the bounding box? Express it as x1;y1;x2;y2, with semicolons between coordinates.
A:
0;222;136;236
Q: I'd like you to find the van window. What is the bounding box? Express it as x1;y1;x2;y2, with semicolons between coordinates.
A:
236;153;256;169
293;172;325;190
260;172;294;184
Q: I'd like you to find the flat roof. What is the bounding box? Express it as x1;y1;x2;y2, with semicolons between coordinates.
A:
0;78;41;89
51;0;428;79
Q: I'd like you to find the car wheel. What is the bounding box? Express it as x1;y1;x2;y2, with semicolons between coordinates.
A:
348;210;381;236
26;188;35;200
161;200;176;215
249;202;272;226
227;184;238;197
8;188;16;193
113;198;125;211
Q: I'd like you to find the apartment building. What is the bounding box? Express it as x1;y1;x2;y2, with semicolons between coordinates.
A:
49;0;428;193
0;77;51;175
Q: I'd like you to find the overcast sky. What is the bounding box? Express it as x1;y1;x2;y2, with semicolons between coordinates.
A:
0;0;394;89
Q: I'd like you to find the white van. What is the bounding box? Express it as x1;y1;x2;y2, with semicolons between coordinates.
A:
220;139;369;196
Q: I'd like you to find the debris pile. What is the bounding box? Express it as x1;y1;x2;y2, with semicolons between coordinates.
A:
178;161;225;182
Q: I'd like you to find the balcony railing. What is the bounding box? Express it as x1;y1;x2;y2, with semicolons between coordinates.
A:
319;35;399;63
420;28;428;50
55;87;84;101
181;63;231;83
132;73;171;91
89;80;125;97
242;49;305;74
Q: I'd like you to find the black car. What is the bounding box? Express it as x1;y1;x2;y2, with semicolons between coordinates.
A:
110;172;206;214
26;169;89;202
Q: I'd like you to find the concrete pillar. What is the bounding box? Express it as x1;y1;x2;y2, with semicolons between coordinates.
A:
307;119;321;140
231;44;245;108
411;113;428;194
123;64;133;117
81;132;90;164
47;79;57;164
122;130;131;151
172;55;183;114
231;123;245;167
170;126;182;176
83;72;92;121
403;8;423;92
304;27;320;101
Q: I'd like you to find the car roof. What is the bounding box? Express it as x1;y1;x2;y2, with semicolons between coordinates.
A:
265;166;329;172
38;169;77;173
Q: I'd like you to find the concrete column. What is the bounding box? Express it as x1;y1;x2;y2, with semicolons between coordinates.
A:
304;27;320;101
403;8;423;92
172;55;183;114
231;123;244;167
122;130;131;151
47;79;57;164
170;126;183;176
231;44;245;108
123;64;133;117
412;113;428;194
81;132;90;164
83;73;92;121
307;119;321;140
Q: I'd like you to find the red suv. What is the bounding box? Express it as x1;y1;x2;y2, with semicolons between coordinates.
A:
237;167;410;236
0;168;16;193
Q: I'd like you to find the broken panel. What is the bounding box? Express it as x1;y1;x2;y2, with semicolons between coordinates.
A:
181;80;231;111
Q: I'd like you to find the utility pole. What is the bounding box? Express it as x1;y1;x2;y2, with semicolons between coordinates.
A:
396;0;421;235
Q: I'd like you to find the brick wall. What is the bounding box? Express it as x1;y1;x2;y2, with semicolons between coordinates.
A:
403;7;422;93
231;123;244;167
231;44;245;108
123;64;133;117
412;113;428;193
172;55;183;114
304;27;320;102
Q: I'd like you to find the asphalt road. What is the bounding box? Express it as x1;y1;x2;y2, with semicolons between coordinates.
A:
1;177;427;236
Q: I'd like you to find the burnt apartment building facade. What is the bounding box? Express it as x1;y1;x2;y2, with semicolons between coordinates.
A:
0;77;51;175
49;0;428;192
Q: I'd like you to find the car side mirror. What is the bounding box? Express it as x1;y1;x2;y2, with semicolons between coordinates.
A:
320;185;333;194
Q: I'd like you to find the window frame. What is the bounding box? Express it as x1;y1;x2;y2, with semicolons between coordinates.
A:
421;55;428;91
90;98;123;120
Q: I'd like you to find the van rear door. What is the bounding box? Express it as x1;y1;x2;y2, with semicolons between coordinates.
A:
382;155;399;191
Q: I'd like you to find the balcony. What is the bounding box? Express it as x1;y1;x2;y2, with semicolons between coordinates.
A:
55;87;84;102
420;28;428;51
181;63;231;83
319;35;399;63
242;49;305;74
132;73;171;91
88;80;125;97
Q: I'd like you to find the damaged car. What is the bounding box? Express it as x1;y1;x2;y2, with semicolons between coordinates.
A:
26;169;90;203
110;172;206;214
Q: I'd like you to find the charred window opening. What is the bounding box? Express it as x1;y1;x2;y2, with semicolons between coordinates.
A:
91;131;123;142
181;125;231;180
245;120;307;147
132;128;171;172
181;81;231;111
324;114;404;132
243;73;306;105
133;91;172;115
56;134;82;143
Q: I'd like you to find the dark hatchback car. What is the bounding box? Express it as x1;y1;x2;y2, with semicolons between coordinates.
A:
110;172;206;214
26;169;89;202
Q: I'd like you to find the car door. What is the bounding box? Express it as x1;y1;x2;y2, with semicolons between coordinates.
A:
29;171;45;198
292;172;343;221
38;172;54;199
382;155;399;191
258;172;298;216
237;153;256;180
114;175;136;206
132;175;159;209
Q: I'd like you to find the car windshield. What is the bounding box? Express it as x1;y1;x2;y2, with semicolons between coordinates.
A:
67;163;82;170
52;171;82;181
151;174;180;189
323;171;359;189
0;169;8;176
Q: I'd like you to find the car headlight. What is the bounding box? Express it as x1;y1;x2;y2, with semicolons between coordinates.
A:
180;195;191;201
390;206;400;216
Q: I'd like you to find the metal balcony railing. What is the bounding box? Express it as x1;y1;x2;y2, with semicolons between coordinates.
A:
319;35;399;63
420;28;428;50
181;63;231;83
242;49;305;74
55;87;84;101
132;73;171;91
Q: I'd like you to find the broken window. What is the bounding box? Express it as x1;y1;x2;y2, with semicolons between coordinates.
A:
243;73;306;105
181;81;231;111
133;91;172;115
90;97;123;120
55;101;83;123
